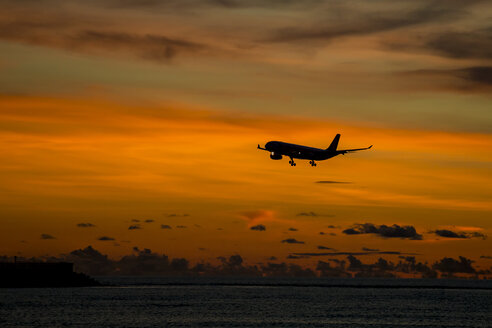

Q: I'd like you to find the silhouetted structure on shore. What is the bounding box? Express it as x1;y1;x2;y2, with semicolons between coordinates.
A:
0;260;100;287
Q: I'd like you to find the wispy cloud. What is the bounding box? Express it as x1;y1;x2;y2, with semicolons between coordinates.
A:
77;223;96;228
40;234;55;240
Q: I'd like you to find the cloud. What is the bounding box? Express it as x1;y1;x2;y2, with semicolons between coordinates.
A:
342;223;422;240
167;214;190;217
97;236;115;241
176;225;187;229
250;224;266;231
282;238;305;244
315;181;351;184
288;227;298;231
317;246;335;250
424;28;492;60
287;254;310;259
362;247;379;252
266;1;475;43
161;224;172;229
432;229;487;240
316;260;351;278
292;251;417;257
296;211;333;217
0;10;208;63
401;66;492;92
40;234;55;240
1;246;487;279
128;224;141;230
77;223;96;228
131;219;140;223
432;256;476;275
480;256;492;259
144;219;154;223
66;246;114;275
105;0;320;10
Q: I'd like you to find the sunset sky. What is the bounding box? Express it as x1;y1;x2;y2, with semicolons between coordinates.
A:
0;0;491;274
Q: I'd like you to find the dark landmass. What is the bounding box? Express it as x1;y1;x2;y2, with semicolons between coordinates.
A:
0;262;101;288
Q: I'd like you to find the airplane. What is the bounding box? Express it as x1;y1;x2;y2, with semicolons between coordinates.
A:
257;134;372;167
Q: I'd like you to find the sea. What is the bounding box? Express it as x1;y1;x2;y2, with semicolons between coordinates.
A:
1;277;491;327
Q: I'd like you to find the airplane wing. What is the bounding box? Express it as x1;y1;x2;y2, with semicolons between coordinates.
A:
339;145;373;154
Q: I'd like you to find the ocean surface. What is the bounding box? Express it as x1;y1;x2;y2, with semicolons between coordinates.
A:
1;277;491;327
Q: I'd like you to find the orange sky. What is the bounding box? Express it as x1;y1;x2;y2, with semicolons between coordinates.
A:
0;1;491;273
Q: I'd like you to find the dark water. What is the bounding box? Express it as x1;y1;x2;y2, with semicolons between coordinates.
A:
1;278;491;327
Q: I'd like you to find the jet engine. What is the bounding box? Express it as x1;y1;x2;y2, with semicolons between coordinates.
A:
270;152;282;160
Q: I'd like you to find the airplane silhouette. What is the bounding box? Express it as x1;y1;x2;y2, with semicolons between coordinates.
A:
257;134;372;167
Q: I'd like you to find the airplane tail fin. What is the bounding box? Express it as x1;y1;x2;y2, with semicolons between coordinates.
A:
327;134;340;151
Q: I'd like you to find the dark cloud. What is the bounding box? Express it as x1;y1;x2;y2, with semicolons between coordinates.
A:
128;224;142;230
432;229;487;240
282;238;305;244
267;256;277;261
144;219;154;223
459;67;492;85
292;251;416;257
250;224;266;231
1;246;487;279
362;247;379;252
176;225;187;229
108;0;320;10
288;227;298;231
326;225;339;229
66;246;114;275
40;234;55;240
296;211;333;217
433;229;468;239
425;28;492;60
343;223;422;240
267;1;476;43
160;224;172;229
317;246;335;250
167;213;190;217
316;260;351;278
260;262;316;277
315;181;351;184
480;255;492;259
97;236;115;241
432;256;476;275
77;223;96;228
401;66;492;92
287;254;310;259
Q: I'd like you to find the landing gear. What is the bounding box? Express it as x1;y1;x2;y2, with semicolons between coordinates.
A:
309;160;317;167
289;158;296;166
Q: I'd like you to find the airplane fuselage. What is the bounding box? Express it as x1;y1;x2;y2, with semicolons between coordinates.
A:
265;141;338;161
258;134;372;167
